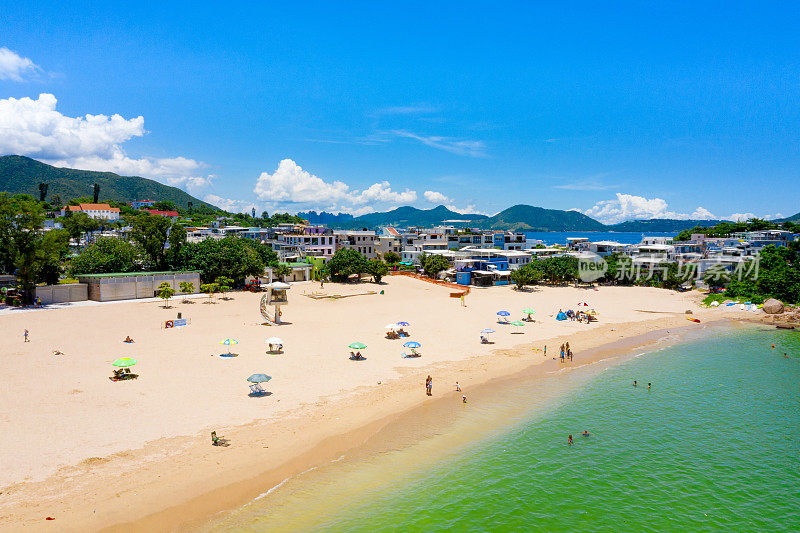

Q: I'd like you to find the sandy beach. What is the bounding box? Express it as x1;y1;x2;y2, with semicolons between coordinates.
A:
0;275;753;531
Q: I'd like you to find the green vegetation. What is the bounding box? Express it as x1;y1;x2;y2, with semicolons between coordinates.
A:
215;276;234;299
69;237;143;276
176;237;277;285
272;264;291;281
179;280;195;302
157;281;175;307
0;155;213;210
326;249;368;281
366;259;389;283
200;282;219;303
675;218;799;241
63;212;99;250
382;251;400;264
510;257;580;289
420;254;451;279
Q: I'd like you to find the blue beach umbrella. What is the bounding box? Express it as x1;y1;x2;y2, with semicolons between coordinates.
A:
496;311;510;316
481;328;495;334
403;341;421;348
396;321;410;326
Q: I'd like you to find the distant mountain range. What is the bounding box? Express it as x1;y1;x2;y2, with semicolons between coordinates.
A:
329;204;730;233
0;155;213;209
1;155;793;232
783;211;800;222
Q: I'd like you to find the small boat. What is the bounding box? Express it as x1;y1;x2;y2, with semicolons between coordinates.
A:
686;317;701;323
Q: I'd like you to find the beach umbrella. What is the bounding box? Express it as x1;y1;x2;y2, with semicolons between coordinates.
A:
403;341;421;348
219;338;238;346
348;342;367;350
510;321;525;326
266;337;283;345
247;374;272;383
112;357;137;367
523;308;535;315
481;328;495;334
496;311;510;316
396;321;410;326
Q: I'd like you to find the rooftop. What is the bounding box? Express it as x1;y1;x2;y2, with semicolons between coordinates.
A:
75;270;201;278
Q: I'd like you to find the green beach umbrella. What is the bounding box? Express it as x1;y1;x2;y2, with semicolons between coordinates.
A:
112;357;137;367
510;321;525;326
247;374;272;383
523;308;535;315
348;342;367;350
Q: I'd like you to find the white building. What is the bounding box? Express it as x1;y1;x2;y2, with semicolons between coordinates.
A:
334;230;378;259
60;203;121;221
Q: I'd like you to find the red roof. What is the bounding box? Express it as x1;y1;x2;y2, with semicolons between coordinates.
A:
62;204;119;212
142;209;179;217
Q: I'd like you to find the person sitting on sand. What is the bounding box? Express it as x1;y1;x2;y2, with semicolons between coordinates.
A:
462;395;468;403
481;336;489;344
124;335;134;343
53;350;65;356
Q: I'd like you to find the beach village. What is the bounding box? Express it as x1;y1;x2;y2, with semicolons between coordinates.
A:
0;270;744;531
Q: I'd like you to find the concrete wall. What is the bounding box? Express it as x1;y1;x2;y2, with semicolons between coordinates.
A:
79;272;201;302
35;283;88;304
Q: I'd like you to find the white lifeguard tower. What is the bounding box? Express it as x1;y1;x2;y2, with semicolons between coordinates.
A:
260;281;290;325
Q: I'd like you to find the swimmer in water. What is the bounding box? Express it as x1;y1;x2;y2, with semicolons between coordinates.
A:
568;435;573;445
582;430;590;437
648;382;651;390
634;380;637;387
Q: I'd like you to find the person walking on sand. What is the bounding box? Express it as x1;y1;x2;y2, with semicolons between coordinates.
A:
24;329;29;343
426;375;432;396
455;381;461;392
565;342;570;353
544;345;547;357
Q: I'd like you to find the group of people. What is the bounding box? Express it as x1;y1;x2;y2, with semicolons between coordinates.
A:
567;431;591;445
386;328;409;339
349;351;365;361
267;342;283;353
559;342;573;362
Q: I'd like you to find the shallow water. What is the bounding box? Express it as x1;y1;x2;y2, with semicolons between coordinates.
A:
203;327;800;532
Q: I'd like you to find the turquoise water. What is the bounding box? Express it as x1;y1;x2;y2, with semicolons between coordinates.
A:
206;327;800;532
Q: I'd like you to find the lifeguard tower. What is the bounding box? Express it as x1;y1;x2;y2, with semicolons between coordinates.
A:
260;282;290;325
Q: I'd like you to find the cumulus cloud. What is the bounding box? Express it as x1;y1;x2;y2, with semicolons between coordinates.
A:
583;193;719;224
0;47;39;81
0;93;212;193
423;190;451;204
253;159;418;214
203;194;257;213
583;193;779;224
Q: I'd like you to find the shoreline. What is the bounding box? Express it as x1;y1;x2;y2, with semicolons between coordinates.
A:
104;317;743;532
0;278;761;532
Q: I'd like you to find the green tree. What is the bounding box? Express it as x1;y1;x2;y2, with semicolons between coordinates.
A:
63;212;99;250
756;245;800;303
175;237;271;284
702;264;731;289
200;282;219;303
383;251;400;264
130;213;186;270
326;249;368;282
157;281;175;308
510;262;544;290
69;237;143;276
38;182;48;202
0;194;71;302
273;264;291;282
421;254;450;278
367;259;389;283
179;280;195;302
215;275;234;299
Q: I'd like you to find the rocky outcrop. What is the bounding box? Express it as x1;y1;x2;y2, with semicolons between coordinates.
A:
762;299;784;314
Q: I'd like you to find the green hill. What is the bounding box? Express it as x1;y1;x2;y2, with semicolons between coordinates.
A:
481;204;606;231
333;205;489;229
0;155;213;208
783;211;800;222
606;218;727;232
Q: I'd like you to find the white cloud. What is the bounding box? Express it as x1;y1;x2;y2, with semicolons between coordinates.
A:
0;93;213;193
391;130;486;157
203;194;257;213
0;47;39;81
424;190;451;204
583;193;719;224
253;159;418;214
583;193;780;224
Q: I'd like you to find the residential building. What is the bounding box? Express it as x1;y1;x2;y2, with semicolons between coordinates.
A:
588;240;628;257
59;203;121;221
131;200;156;210
334;230;378;259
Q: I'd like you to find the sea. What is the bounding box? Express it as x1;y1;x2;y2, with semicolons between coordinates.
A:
201;325;800;532
523;231;677;246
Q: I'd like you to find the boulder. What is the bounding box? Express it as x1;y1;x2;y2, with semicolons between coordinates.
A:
762;298;784;314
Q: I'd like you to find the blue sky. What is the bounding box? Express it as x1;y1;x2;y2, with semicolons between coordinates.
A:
1;1;798;222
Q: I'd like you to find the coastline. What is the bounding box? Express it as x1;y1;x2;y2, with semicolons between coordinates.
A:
0;279;761;532
107;320;744;531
